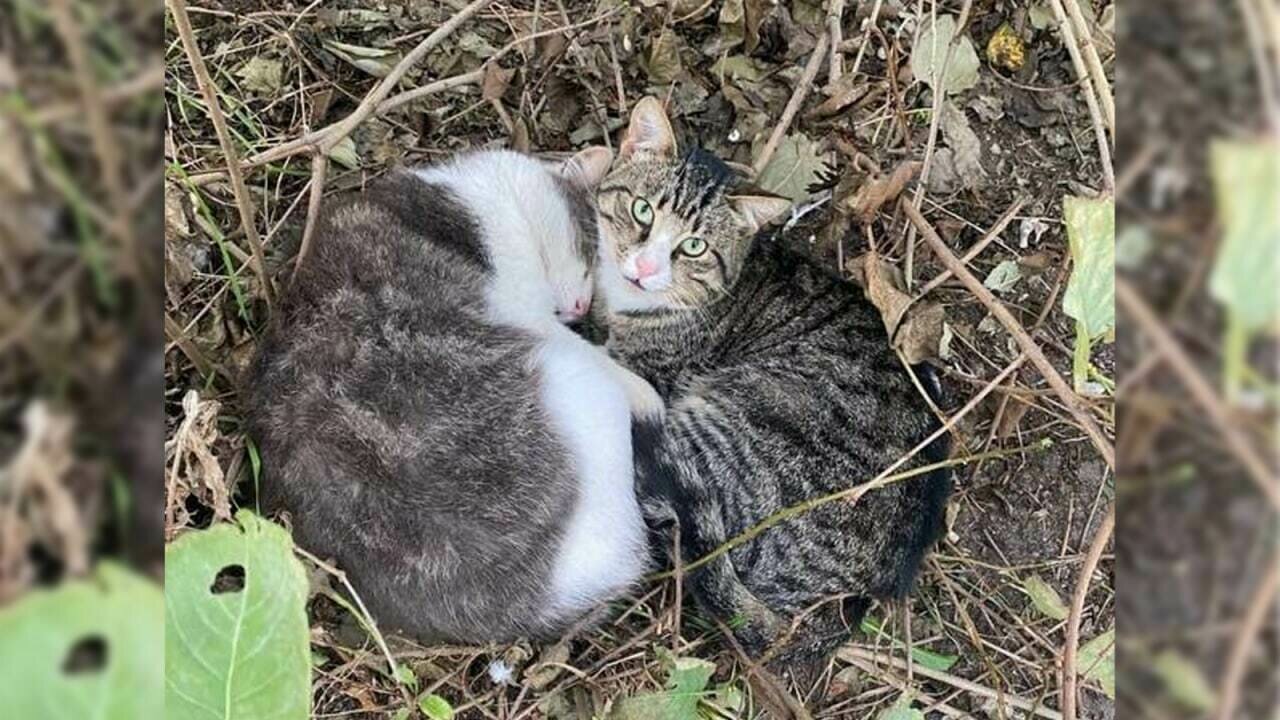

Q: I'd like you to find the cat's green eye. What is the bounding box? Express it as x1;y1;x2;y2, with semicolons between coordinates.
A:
631;197;654;226
679;236;708;257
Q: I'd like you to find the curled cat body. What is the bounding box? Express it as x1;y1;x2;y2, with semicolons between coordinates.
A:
245;148;658;643
597;99;952;669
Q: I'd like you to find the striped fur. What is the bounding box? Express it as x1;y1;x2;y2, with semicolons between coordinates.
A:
599;133;952;669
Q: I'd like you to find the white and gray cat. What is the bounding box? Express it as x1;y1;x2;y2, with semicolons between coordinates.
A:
246;148;659;642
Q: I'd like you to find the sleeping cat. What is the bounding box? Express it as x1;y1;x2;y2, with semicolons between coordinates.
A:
597;99;952;667
245;148;658;643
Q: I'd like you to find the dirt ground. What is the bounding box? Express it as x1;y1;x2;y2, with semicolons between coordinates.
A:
162;0;1120;717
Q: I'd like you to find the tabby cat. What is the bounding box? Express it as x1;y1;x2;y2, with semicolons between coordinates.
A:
245;148;659;643
597;99;952;666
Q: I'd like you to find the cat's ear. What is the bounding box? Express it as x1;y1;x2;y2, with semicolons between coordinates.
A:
558;146;614;189
728;192;792;231
619;97;677;161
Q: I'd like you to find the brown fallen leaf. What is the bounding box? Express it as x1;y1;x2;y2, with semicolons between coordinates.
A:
164;390;232;539
847;251;945;364
481;62;514;102
810;74;872;118
839;161;921;224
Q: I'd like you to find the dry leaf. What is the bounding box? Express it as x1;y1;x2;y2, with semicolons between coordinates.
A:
164;390;231;537
0;404;86;602
811;75;872;118
848;252;946;364
841;161;921;223
481;63;514;102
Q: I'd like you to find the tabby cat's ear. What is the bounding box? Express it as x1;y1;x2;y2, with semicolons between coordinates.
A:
728;192;792;231
619;97;677;161
558;146;614;189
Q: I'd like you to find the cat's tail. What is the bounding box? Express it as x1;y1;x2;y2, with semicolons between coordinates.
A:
631;417;785;655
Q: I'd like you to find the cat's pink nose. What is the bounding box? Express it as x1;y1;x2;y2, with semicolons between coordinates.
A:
634;256;659;279
573;297;590;316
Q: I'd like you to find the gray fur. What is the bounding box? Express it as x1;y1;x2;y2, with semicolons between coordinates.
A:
245;165;611;643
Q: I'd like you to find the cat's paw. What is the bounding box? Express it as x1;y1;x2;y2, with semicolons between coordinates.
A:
616;367;665;422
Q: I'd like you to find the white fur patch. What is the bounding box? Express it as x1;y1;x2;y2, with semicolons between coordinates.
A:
414;152;591;328
536;333;649;619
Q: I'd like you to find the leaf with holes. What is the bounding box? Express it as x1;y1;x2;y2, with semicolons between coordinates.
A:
0;563;162;719
165;511;311;720
1062;195;1115;392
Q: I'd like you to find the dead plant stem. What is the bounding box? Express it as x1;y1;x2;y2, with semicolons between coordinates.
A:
169;0;275;311
1059;504;1113;720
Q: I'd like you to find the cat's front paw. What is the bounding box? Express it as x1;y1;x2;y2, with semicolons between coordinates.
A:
616;367;665;422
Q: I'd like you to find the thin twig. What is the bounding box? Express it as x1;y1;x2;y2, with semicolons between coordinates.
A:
904;199;1116;469
915;197;1026;298
838;645;1064;720
1059;504;1114;720
1116;278;1280;509
1214;550;1280;720
826;0;847;85
1046;0;1115;192
295;546;408;702
168;0;275;311
845;0;883;82
295;153;328;278
904;0;975;291
376;68;485;114
753;33;829;175
1059;0;1114;137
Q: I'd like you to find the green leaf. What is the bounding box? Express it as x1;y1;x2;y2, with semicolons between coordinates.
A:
1076;629;1115;699
877;696;925;720
236;56;283;96
910;14;981;95
610;653;715;720
756;133;827;206
0;564;163;719
859;616;959;672
396;663;420;693
1021;574;1069;620
165;511;312;720
1062;195;1115;392
1208;141;1279;400
418;693;455;720
1115;224;1154;270
1152;651;1216;711
391;709;411;720
326;136;361;170
983;259;1022;293
1208;141;1279;330
1063;195;1116;339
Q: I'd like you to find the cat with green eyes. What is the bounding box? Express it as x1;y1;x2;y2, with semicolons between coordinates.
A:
595;98;952;678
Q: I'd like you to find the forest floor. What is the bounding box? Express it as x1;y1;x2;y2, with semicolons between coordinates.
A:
162;1;1120;718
